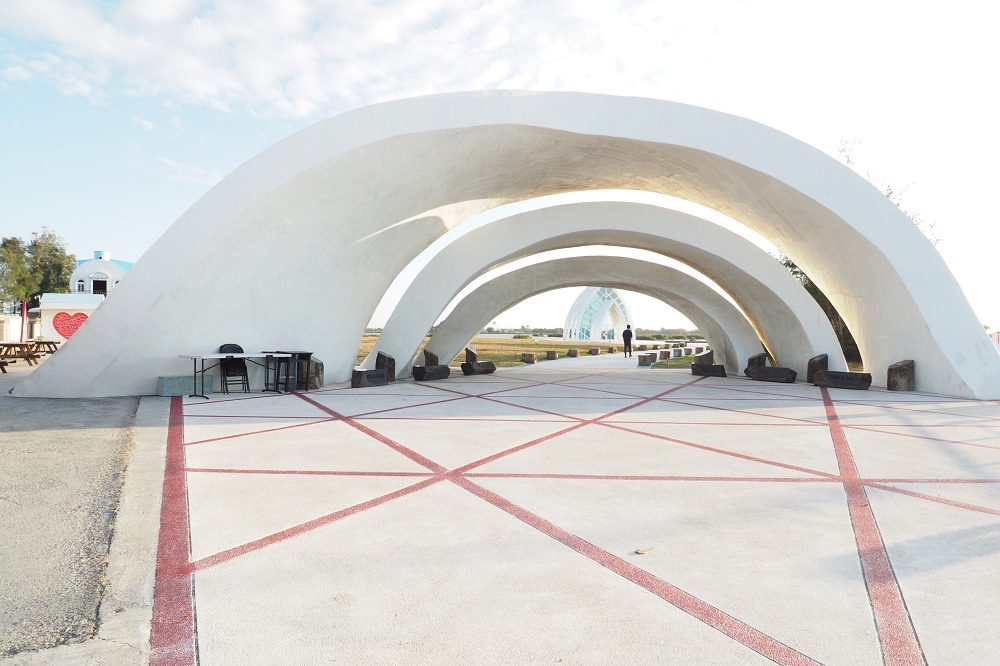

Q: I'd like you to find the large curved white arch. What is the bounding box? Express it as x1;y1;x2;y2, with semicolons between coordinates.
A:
14;91;999;398
422;256;763;375
364;202;844;379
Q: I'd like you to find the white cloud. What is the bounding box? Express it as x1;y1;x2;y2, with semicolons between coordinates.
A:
157;156;223;186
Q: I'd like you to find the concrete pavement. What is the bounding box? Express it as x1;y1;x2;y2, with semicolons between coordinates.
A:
6;352;1000;664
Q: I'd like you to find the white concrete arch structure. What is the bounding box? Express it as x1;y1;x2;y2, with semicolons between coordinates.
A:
363;201;845;380
563;287;634;342
14;91;1000;398
423;257;762;375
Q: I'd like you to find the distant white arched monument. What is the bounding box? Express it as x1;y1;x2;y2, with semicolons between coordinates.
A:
562;287;634;342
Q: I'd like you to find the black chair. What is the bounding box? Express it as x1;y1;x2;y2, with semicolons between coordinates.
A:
219;343;249;394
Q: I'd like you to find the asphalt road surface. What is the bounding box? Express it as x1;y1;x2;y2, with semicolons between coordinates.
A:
0;359;137;658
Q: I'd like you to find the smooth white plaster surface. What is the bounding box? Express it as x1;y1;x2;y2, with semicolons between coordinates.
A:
364;202;845;379
13;91;1000;398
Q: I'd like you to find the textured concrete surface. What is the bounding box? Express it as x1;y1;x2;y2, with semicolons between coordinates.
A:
6;352;1000;664
0;359;137;658
152;354;1000;664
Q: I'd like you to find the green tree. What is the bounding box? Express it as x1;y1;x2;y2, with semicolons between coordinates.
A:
0;237;39;312
28;229;76;295
0;229;75;311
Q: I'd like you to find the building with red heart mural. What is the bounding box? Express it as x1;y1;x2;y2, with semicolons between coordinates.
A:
28;251;135;342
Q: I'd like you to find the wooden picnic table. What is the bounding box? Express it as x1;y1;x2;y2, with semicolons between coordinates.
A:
32;340;61;355
0;342;42;367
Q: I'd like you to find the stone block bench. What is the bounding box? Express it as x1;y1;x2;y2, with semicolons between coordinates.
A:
375;351;396;383
546;350;558;360
694;349;714;365
658;349;671;360
812;369;872;390
461;361;496;375
567;349;578;358
744;352;768;377
691;363;727;377
637;353;656;367
807;354;828;384
521;352;537;364
747;366;797;383
887;360;915;391
352;368;389;388
460;346;495;374
412;365;450;381
589;347;600;355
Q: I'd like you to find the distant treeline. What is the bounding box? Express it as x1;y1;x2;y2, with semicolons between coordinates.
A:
364;326;704;339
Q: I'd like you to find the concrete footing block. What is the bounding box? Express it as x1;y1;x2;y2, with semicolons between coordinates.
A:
748;366;797;383
692;363;727;377
412;365;450;381
887;360;915;391
813;369;871;390
351;368;389;388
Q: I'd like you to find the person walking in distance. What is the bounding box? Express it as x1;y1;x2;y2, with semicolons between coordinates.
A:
622;324;633;358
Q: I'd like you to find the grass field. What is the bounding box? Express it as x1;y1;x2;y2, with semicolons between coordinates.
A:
357;335;696;369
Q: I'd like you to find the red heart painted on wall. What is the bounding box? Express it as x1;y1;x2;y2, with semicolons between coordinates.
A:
52;312;89;339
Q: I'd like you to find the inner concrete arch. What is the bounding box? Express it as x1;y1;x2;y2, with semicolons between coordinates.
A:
363;201;845;380
13;91;999;398
422;256;762;376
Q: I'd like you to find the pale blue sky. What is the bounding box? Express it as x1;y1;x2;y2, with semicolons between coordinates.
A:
2;0;998;329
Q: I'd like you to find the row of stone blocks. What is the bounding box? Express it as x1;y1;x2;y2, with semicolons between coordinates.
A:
737;352;915;391
807;354;916;391
521;350;564;364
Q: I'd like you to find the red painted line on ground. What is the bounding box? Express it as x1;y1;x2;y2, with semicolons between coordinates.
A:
863;478;1000;484
834;399;1000;422
862;481;1000;517
352;416;573;423
844;424;1000;451
337;395;470;419
601;422;838;479
183;418;337;446
182;391;303;407
465;472;838;482
453;377;708;474
606;420;823;427
190;476;443;572
451;421;591;474
294;393;447;473
185;467;434;478
182;413;323;420
149;397;197;665
657;398;828;427
452;476;821;665
821;387;926;666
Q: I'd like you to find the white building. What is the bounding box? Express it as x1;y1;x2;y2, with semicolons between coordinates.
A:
69;251;133;296
29;251;135;342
